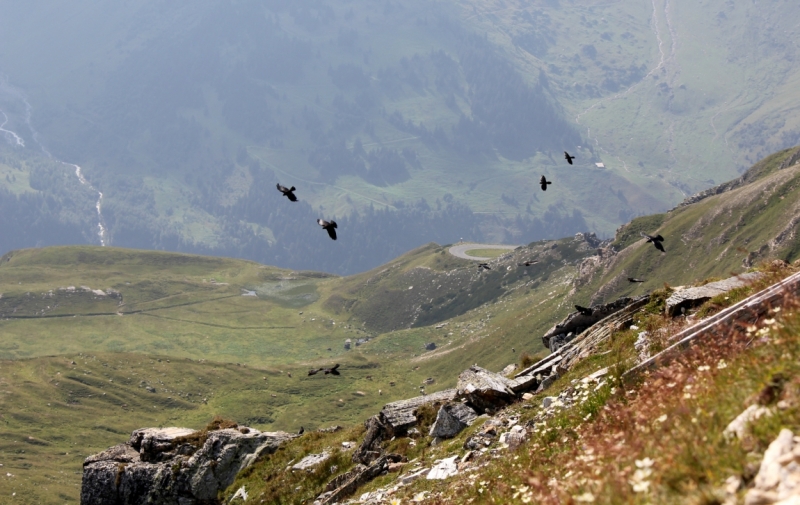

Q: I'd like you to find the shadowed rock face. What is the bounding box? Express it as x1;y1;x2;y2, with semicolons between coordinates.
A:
81;427;294;505
541;296;637;351
429;402;478;440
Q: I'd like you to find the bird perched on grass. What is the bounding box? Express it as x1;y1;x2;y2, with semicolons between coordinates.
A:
298;426;305;435
540;175;552;191
323;364;341;376
640;232;666;252
627;277;645;283
564;151;575;165
276;183;298;202
478;263;491;271
317;219;338;240
575;305;593;316
518;260;539;267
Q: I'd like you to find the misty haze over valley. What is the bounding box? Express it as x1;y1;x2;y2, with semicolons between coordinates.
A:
1;0;799;274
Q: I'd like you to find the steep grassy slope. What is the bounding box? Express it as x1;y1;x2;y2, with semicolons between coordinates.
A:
582;149;800;304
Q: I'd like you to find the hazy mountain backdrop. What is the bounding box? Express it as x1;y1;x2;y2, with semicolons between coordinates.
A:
1;0;799;273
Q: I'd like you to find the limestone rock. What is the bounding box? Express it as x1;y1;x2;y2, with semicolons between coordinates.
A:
379;389;457;434
427;455;459;480
352;416;387;465
292;451;331;471
428;402;478;439
318;455;388;504
457;365;516;413
724;405;773;440
81;427;294;505
745;429;800;505
666;272;762;316
501;363;518;376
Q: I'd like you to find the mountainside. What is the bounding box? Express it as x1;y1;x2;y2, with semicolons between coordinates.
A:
2;1;800;273
1;147;799;503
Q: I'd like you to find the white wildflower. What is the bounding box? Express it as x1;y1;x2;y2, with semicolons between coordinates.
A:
656;414;667;423
574;491;596;502
717;360;728;369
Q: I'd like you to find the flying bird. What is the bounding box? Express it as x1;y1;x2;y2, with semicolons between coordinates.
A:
640;232;666;252
627;277;645;283
276;183;298;202
318;219;338;240
575;305;593;316
540;175;552;191
518;260;539;267
478;263;491;271
323;364;341;376
564;151;575;165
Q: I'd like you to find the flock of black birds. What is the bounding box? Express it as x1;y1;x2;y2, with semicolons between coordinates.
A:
276;183;339;241
276;149;666;407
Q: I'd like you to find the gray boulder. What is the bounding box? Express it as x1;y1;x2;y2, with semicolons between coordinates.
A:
457;365;516;413
429;402;478;439
665;272;762;316
81;426;294;505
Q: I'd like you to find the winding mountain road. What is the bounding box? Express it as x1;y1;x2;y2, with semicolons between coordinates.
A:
448;243;520;261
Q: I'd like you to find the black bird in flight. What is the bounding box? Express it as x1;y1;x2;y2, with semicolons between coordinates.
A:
478;263;491;271
564;151;575;165
540;175;552;191
276;183;298;202
640;232;666;252
323;364;341;376
518;260;540;267
318;219;338;240
627;277;645;283
575;305;593;316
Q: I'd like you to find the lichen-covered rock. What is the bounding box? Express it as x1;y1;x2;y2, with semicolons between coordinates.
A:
81;427;294;505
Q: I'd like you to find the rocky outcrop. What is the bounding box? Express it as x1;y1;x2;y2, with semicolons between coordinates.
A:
352;416;388;465
457;365;517;413
379;389;457;434
429;402;478;440
317;455;390;505
81;426;294;505
541;296;639;351
665;272;762;316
